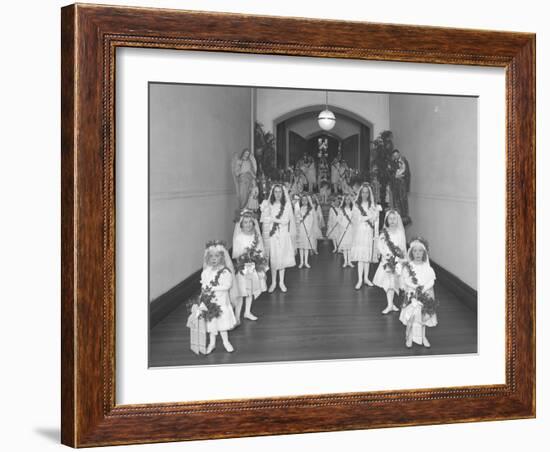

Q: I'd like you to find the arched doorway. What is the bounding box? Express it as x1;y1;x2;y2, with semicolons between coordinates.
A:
274;105;373;182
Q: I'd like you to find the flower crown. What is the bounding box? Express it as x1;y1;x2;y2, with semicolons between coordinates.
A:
409;236;429;252
205;239;227;249
239;209;256;218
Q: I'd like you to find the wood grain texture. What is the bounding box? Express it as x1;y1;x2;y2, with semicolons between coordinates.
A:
60;3;536;447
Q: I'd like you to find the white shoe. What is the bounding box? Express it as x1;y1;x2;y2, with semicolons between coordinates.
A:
423;337;431;348
381;307;391;315
391;305;399;312
268;284;276;293
298;263;304;269
355;281;362;290
364;279;374;287
244;312;258;321
348;263;355;268
223;341;234;352
406;338;413;348
206;342;216;354
279;283;287;292
342;263;347;268
304;263;311;268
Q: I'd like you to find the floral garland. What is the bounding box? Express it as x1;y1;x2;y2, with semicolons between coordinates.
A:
340;206;352;224
234;231;269;275
401;262;439;317
299;204;312;223
356;200;376;230
269;197;286;237
382;229;405;274
187;267;226;322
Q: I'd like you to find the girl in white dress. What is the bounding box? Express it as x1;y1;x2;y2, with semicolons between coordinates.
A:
399;239;438;348
201;242;238;354
232;210;268;322
260;184;296;292
351;183;382;289
373;210;407;314
311;195;325;254
337;195;354;268
294;194;315;268
326;196;342;252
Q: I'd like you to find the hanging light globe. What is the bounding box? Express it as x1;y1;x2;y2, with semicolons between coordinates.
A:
318;109;336;131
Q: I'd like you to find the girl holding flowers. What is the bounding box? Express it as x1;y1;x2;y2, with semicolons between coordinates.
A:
260;184;296;292
350;183;382;289
200;241;238;354
373;209;407;314
232;210;268;322
399;238;438;348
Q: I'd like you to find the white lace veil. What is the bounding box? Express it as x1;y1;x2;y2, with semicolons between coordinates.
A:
232;210;264;258
383;209;407;252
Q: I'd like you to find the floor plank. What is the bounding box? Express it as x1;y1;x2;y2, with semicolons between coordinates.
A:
149;241;477;367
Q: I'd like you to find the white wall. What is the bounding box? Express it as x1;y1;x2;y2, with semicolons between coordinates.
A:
390;94;478;289
149;83;251;300
256;88;389;135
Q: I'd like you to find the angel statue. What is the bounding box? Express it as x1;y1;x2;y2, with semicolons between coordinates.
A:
232;148;258;210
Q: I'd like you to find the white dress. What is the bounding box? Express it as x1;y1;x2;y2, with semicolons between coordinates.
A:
399;261;438;344
337;207;353;251
200;267;237;334
260;200;271;260
326;206;341;241
263;201;296;271
314;206;325;240
232;233;267;298
350;203;379;262
296;205;315;250
373;231;407;292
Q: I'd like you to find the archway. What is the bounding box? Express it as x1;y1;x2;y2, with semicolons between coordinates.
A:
273;105;373;178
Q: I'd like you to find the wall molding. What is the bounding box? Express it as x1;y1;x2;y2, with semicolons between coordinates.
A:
150;187;235;201
409;191;476;204
150;268;202;328
431;259;477;312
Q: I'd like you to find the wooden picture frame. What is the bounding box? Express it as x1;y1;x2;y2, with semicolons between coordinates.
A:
61;3;535;447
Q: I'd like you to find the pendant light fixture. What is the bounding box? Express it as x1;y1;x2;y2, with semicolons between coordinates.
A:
317;91;336;131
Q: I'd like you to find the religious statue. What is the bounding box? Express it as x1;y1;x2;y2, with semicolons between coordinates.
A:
232;148;258;210
299;153;317;192
389;149;411;225
373;130;396;208
330;148;342;194
317;138;330;190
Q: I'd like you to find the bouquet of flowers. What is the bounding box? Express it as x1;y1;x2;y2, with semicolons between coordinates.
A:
401;284;439;318
235;247;269;276
186;267;226;322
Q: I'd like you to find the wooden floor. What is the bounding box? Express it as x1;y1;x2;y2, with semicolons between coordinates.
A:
149;241;477;367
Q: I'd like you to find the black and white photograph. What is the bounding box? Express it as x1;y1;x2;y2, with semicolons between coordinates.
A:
148;84;478;367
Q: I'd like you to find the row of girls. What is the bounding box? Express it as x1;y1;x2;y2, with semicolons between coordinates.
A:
198;183;437;354
325;182;438;347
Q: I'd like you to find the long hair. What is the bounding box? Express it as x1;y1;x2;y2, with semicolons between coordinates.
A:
269;184;286;209
356;184;373;207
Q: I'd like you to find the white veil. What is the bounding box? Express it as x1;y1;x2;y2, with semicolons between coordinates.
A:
267;183;297;240
407;238;431;265
382;209;407;253
232;209;264;259
202;241;240;302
